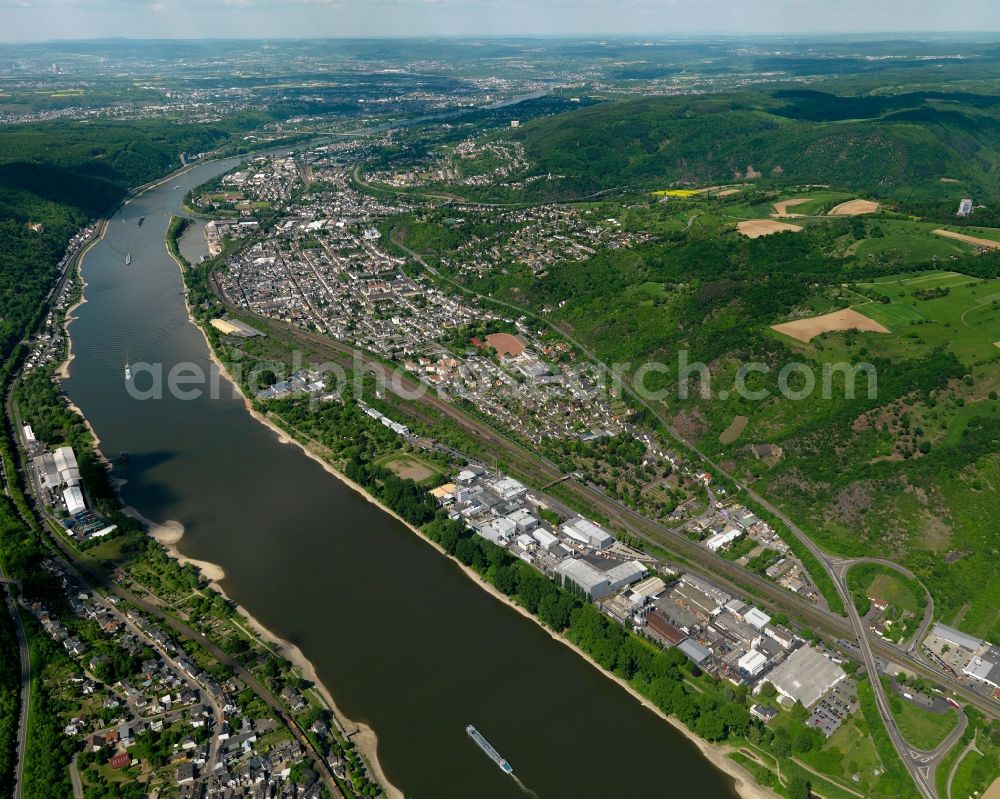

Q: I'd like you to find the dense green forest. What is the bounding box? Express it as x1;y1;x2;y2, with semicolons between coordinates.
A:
0;116;267;372
0;587;19;799
507;89;1000;202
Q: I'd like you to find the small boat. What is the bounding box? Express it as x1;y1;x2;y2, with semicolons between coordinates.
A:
125;252;131;265
125;355;132;382
137;216;145;227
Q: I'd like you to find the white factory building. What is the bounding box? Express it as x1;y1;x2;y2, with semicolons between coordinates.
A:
705;527;742;552
738;649;769;677
761;645;846;708
561;517;614;550
555;557;646;600
63;485;87;515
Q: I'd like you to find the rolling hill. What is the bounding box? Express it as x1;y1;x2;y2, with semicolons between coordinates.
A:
510;89;1000;201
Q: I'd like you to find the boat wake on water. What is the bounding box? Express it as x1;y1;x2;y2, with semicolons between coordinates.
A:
512;776;538;798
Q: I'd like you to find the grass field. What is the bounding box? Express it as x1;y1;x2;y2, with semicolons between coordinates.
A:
374;452;441;484
891;697;958;751
854;272;1000;365
719;415;748;444
950;745;1000;799
799;716;883;793
867;572;921;613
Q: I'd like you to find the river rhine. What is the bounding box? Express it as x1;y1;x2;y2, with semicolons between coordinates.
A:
63;157;742;799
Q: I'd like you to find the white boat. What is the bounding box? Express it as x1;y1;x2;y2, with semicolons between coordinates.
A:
125;252;131;265
125;355;132;382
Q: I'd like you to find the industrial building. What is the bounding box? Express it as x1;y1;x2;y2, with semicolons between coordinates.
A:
63;485;87;515
561;517;614;550
678;638;711;665
738;649;768;677
555;557;646;600
762;645;846;708
644;610;687;646
555;558;610;600
744;607;771;631
705;527;742;552
963;646;1000;689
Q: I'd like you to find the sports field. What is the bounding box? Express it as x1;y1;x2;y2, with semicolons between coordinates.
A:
377;453;440;483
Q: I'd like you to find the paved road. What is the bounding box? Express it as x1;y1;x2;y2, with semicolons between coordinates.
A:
829;557;939;799
69;754;83;799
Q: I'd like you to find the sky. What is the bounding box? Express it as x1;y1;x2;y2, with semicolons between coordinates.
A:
4;0;1000;42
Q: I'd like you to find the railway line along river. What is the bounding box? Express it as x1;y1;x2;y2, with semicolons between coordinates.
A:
62;155;745;799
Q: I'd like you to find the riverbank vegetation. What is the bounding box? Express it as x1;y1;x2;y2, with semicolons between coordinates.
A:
166;215;192;266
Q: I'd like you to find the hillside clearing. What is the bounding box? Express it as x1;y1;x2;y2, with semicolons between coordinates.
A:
773;198;812;217
737;219;803;239
828;199;879;216
719;415;749;445
771;308;890;342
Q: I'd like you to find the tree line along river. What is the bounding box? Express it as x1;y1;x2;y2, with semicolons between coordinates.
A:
62;155;742;799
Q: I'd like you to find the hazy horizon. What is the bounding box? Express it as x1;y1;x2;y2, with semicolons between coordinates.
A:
5;0;1000;45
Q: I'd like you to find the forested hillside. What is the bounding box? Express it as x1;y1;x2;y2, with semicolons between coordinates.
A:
511;89;1000;201
0;118;253;370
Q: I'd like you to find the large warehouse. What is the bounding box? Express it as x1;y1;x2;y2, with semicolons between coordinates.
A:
762;645;846;708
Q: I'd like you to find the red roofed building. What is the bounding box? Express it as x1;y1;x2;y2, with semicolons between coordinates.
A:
109;752;131;770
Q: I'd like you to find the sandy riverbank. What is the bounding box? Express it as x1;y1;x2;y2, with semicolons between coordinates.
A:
164;238;403;799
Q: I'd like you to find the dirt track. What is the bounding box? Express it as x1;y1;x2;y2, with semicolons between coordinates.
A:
933;228;1000;250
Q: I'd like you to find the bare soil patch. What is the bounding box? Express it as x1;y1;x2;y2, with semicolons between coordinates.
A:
772;198;811;217
771;308;890;343
737;219;803;239
719;415;749;445
483;332;526;356
933;229;1000;250
384;457;436;482
828;199;879;216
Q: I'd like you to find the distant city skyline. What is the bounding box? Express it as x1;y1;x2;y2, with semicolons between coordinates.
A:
4;0;1000;44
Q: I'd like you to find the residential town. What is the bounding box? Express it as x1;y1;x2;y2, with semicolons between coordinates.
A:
25;556;352;799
